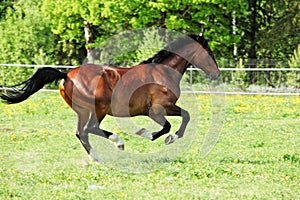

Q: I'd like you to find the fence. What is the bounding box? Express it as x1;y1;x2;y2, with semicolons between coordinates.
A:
1;64;300;95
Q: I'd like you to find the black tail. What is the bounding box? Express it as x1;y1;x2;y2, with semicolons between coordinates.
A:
0;67;67;104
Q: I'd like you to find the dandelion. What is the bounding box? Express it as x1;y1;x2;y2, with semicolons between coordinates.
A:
10;133;17;141
117;192;127;197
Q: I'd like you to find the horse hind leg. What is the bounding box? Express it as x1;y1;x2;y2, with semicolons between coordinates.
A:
86;112;125;150
60;89;104;162
74;105;105;163
76;133;104;163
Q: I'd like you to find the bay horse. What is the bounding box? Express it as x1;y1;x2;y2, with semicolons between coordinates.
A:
0;33;220;162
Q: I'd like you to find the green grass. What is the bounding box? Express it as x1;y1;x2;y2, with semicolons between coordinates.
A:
0;92;299;199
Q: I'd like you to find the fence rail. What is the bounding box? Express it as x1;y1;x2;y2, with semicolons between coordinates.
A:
1;64;300;96
0;63;75;69
188;67;300;71
1;64;299;71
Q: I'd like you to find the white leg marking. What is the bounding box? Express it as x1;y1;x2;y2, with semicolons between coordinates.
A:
89;149;104;163
135;128;153;140
141;132;153;140
109;134;125;150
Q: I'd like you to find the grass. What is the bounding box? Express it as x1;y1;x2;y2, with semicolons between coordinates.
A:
0;91;299;199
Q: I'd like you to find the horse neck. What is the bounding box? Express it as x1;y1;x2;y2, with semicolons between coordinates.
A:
161;54;190;75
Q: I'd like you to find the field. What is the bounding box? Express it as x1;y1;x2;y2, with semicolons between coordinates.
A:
0;92;299;199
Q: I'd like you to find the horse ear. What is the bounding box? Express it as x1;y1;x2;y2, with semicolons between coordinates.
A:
198;32;204;42
199;27;204;37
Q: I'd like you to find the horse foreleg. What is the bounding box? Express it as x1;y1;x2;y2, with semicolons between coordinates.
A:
165;106;190;145
135;120;171;141
151;119;171;141
136;104;171;141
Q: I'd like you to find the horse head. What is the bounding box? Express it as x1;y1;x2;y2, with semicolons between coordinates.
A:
188;33;220;80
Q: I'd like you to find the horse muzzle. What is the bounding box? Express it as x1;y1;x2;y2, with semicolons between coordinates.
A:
209;71;220;80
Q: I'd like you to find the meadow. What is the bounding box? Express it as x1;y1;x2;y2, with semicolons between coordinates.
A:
0;91;299;199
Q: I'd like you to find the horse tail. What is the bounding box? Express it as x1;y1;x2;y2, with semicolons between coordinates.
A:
0;67;67;104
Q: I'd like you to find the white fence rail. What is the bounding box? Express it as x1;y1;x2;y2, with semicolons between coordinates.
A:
2;64;299;71
1;64;300;96
0;63;75;69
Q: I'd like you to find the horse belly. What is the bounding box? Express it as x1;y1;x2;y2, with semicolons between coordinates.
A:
109;88;149;117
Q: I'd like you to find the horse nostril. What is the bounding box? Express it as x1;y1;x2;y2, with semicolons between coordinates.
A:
216;71;220;79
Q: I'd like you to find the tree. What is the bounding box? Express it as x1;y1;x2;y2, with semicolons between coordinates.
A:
2;0;298;69
236;0;300;84
238;0;300;60
258;0;300;60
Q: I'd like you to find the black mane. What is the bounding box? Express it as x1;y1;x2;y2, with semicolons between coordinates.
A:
140;34;208;64
139;50;171;64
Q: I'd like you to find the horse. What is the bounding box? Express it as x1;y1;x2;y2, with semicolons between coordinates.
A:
0;33;220;162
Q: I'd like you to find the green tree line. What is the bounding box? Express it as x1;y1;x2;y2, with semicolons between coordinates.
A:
0;0;299;87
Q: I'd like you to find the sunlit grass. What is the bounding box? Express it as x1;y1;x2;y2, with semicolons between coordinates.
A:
0;92;299;199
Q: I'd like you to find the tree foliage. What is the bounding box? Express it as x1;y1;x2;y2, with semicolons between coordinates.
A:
1;0;299;64
0;0;299;87
0;0;55;64
40;0;246;60
238;0;300;60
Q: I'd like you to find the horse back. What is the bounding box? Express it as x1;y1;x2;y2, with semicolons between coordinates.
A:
62;64;123;101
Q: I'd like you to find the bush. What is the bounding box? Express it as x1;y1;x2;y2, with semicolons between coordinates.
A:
0;66;35;87
286;45;300;88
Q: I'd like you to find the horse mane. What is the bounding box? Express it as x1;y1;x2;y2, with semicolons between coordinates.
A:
139;50;171;64
140;34;208;64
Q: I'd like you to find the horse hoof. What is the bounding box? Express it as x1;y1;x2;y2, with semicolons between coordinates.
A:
165;134;179;145
135;128;146;135
92;159;104;164
89;150;105;163
117;144;125;150
165;135;173;145
164;135;173;145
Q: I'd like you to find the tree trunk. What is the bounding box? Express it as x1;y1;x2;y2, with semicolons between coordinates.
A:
248;0;258;84
84;19;95;64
